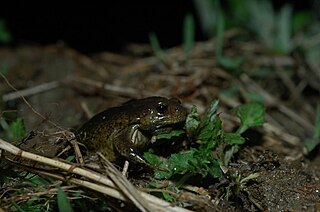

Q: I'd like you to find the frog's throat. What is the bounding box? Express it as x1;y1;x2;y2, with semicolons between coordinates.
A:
130;126;149;148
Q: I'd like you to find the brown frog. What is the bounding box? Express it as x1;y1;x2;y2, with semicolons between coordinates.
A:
76;97;187;164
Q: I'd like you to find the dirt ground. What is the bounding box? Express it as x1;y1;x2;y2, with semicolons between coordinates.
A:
0;38;319;211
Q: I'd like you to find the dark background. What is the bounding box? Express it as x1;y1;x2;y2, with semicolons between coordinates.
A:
1;1;315;54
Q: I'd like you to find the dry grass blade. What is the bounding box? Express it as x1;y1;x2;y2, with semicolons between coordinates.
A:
0;138;192;212
98;153;150;212
71;76;154;98
2;80;60;102
240;74;314;131
0;73;65;131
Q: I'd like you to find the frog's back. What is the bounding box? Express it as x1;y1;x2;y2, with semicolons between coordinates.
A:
76;105;135;144
76;97;167;137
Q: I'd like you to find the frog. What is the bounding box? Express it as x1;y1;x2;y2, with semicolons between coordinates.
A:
75;96;188;165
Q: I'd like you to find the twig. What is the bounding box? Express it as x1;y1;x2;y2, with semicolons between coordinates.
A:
2;81;60;102
71;139;84;164
31;169;130;202
240;74;314;132
1;158;128;203
0;138;192;212
122;160;130;177
71;76;154;97
98;153;150;212
263;122;300;146
273;62;296;99
0;73;65;131
1;186;76;204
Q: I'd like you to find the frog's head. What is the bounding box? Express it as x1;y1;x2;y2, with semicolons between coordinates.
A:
135;97;188;132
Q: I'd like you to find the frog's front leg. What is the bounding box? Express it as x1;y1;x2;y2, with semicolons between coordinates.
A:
113;124;150;164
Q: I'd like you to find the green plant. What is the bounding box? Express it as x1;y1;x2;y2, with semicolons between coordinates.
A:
183;13;195;56
58;187;74;212
144;100;265;184
149;32;167;63
193;0;220;38
0;169;105;211
304;101;320;152
0;116;27;141
0;19;11;44
195;0;244;71
149;13;196;61
232;102;265;134
0;66;9;75
225;172;260;199
194;0;299;53
3;173;56;211
10;117;27;141
231;0;320;57
230;0;293;53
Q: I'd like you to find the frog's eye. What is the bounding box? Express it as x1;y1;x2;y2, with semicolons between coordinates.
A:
157;101;168;114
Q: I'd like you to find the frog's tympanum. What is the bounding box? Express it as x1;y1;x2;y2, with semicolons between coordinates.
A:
76;97;187;164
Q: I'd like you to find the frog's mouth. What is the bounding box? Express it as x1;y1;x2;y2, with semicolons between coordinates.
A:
153;126;174;135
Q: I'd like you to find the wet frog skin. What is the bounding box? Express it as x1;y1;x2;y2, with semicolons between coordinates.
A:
76;97;187;164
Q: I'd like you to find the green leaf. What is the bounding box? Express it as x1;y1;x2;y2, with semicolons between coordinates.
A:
215;8;225;59
144;152;172;179
162;192;174;202
197;100;221;150
10;118;27;140
292;11;312;33
304;101;320;152
57;187;74;212
198;121;219;145
146;150;197;180
185;105;200;139
304;138;320;153
149;32;166;63
206;158;222;178
144;151;164;166
240;172;260;184
0;19;11;44
221;85;240;99
148;181;163;189
314;101;320;139
246;92;264;103
223;145;239;166
233;102;265;134
154;169;172;180
205;99;219;122
65;155;75;162
159;151;196;179
247;0;274;48
183;13;195;56
193;0;219;37
274;4;292;53
167;151;195;174
156;130;185;140
0;66;9;75
224;132;245;145
25;173;52;186
218;56;243;71
228;0;250;25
